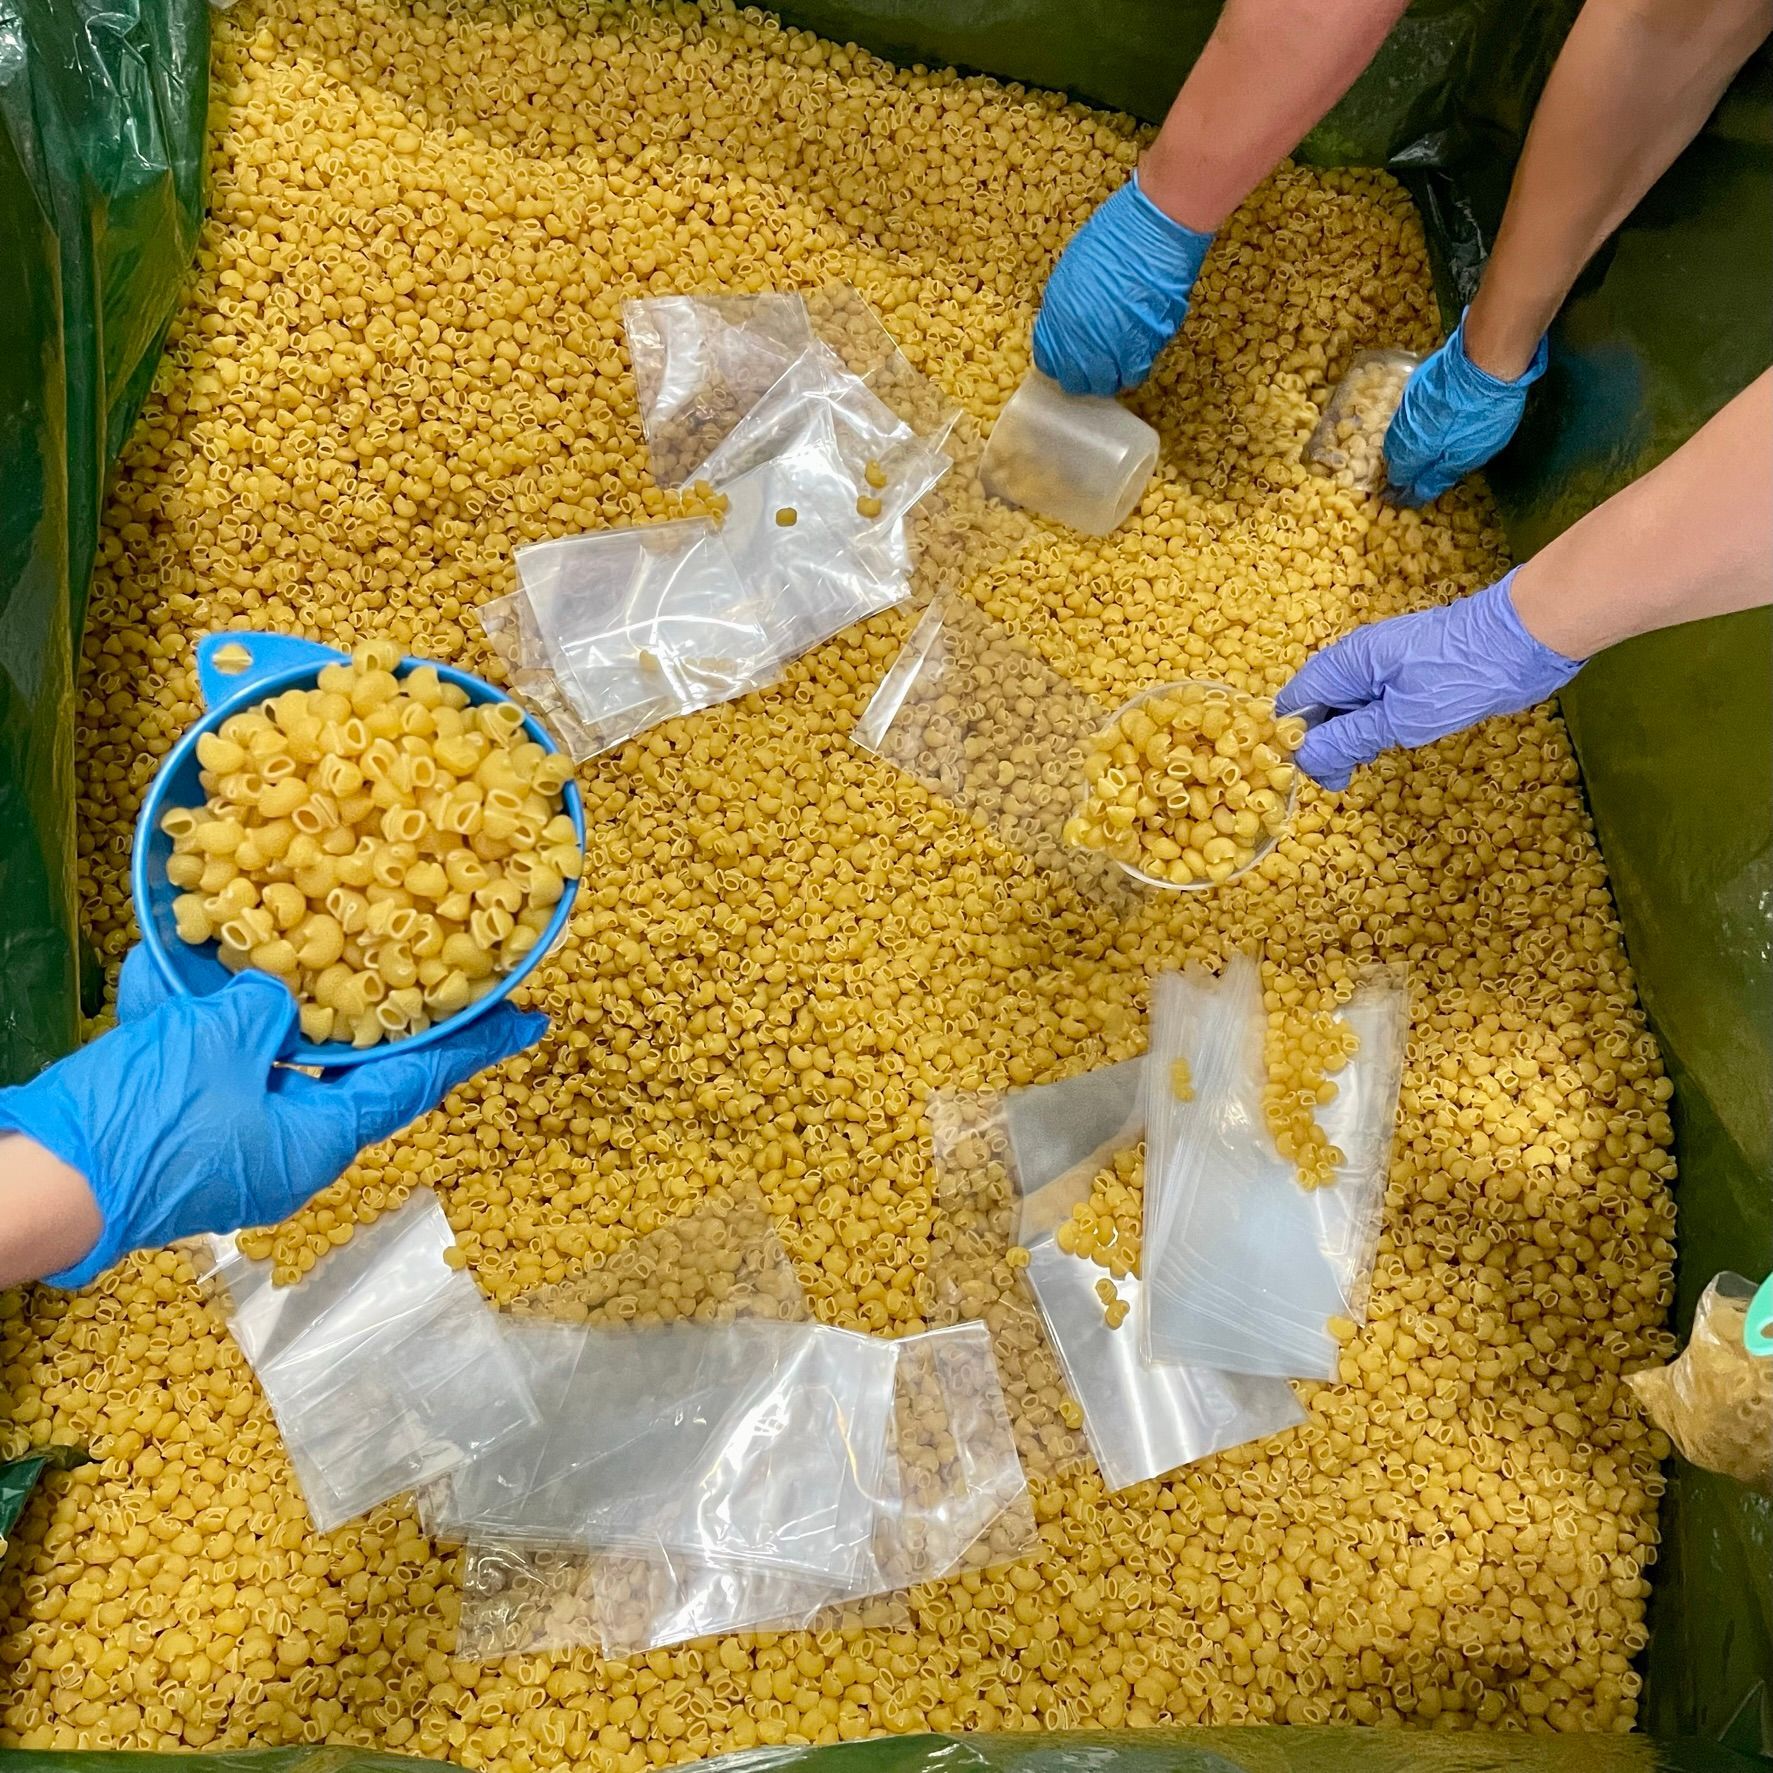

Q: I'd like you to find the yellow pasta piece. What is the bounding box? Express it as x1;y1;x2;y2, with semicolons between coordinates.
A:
164;852;205;889
249;938;300;979
171;895;213;946
439;931;495;981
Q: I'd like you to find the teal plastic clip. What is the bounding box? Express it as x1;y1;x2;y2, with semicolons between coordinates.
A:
1746;1272;1773;1358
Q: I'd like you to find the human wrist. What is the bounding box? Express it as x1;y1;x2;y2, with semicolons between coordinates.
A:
1132;149;1223;237
1500;564;1590;669
0;1132;104;1289
1459;299;1550;387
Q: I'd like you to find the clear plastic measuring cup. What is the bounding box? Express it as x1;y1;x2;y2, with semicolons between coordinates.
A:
1076;680;1299;893
980;371;1158;536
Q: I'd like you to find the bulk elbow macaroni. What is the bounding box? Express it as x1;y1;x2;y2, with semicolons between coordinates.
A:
1;0;1677;1752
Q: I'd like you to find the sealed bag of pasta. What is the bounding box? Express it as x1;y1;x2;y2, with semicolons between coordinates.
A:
1627;1272;1772;1492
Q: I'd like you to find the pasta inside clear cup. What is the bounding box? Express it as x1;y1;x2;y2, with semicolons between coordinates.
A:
1064;680;1301;891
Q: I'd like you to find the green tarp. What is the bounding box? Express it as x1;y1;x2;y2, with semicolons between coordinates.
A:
0;1448;86;1545
0;1730;1767;1773
0;0;1768;1762
0;0;207;1079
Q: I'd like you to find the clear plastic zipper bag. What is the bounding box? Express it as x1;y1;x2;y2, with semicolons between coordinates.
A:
625;292;815;489
439;1316;898;1581
1140;953;1409;1380
1022;1240;1303;1492
422;1193;807;1542
496;284;1036;760
195;1190;538;1533
447;1196;825;1657
697;344;952;657
853;593;1133;908
447;1316;902;1658
586;1321;1037;1658
930;1034;1303;1495
480;516;768;761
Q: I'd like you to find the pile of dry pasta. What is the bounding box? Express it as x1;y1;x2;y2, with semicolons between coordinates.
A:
0;0;1676;1756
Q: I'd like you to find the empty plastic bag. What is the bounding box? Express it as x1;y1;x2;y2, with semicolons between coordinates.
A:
697;344;952;655
853;594;1132;907
439;1316;898;1581
804;283;962;448
871;1321;1039;1588
450;1316;901;1655
480;516;768;760
1627;1273;1772;1492
419;1195;806;1545
1023;1241;1303;1491
1140;964;1239;1272
196;1190;538;1533
1141;953;1409;1380
802;285;1036;606
585;1322;1036;1657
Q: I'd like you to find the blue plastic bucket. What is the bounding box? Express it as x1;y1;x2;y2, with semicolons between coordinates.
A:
131;630;584;1069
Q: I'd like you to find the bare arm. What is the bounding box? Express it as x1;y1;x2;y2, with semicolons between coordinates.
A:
1514;369;1773;656
0;1135;102;1291
1138;0;1413;230
1465;0;1773;378
1281;370;1771;789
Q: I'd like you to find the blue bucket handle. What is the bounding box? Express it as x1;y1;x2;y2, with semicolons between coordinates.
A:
197;632;343;711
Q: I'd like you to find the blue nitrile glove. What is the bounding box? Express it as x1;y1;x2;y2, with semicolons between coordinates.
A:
1383;310;1549;505
0;947;547;1287
1032;172;1215;397
1274;569;1583;791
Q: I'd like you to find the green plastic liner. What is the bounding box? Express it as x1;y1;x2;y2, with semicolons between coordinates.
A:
0;1447;89;1545
0;0;207;1081
0;1729;1767;1773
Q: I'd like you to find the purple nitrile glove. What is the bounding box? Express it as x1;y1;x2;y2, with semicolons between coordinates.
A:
1032;172;1215;397
1274;570;1584;791
1383;309;1549;505
0;946;547;1287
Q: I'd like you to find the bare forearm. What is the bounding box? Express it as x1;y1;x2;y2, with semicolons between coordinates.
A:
1138;0;1411;230
1513;370;1773;657
1466;0;1773;378
0;1134;103;1290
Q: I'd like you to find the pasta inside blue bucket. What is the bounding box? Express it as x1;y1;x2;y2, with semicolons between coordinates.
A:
131;632;584;1069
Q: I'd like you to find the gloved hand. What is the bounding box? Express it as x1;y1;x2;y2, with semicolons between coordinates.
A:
1032;172;1214;397
1274;569;1583;791
0;948;547;1287
1383;310;1549;505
